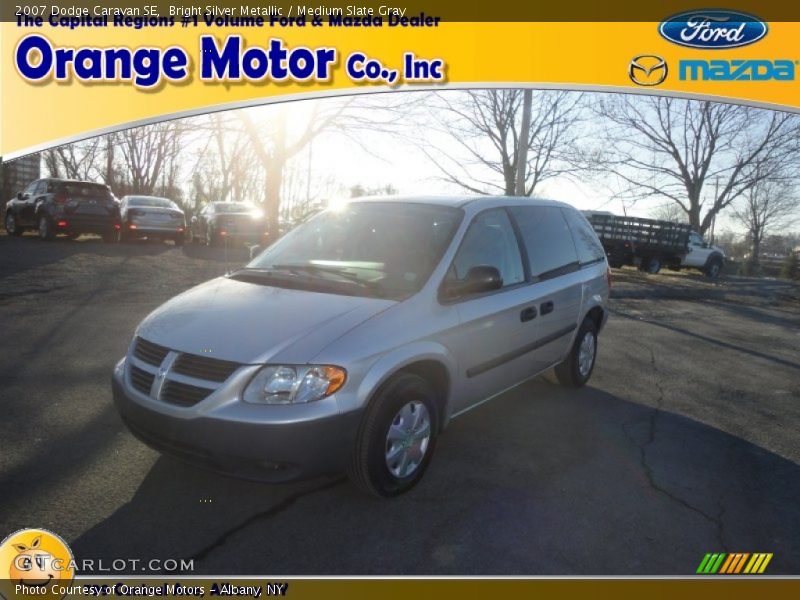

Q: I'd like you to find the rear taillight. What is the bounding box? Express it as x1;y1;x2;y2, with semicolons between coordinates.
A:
56;220;68;228
53;193;68;204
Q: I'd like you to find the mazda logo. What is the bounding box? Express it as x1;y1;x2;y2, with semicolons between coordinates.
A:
629;55;668;86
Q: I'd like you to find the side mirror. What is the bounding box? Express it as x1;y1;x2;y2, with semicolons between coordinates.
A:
16;192;24;200
249;244;264;260
441;265;503;301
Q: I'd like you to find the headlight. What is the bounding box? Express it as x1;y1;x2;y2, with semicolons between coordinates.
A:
243;365;346;405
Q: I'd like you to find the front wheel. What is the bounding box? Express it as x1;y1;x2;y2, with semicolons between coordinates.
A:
348;373;439;497
5;212;23;236
555;317;598;388
705;257;722;279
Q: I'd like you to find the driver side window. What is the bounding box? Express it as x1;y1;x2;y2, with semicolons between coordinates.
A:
451;209;524;287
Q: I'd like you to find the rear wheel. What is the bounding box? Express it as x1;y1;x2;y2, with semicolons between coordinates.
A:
102;231;118;244
173;235;185;247
37;215;55;240
555;317;598;388
348;373;439;497
5;212;23;236
644;257;662;274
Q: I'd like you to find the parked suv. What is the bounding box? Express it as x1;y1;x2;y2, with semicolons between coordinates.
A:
112;197;609;496
5;178;121;242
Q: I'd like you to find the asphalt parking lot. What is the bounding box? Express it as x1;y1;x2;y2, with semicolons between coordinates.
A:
1;232;799;575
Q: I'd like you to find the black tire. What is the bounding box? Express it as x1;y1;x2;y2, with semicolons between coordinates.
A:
645;257;662;274
5;211;23;236
174;235;185;247
102;231;118;244
608;258;624;269
348;373;439;497
37;215;55;240
705;257;722;279
555;317;598;388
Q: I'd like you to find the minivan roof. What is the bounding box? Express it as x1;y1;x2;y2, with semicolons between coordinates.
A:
347;195;573;210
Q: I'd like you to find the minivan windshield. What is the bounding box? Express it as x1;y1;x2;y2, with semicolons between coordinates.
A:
238;202;463;300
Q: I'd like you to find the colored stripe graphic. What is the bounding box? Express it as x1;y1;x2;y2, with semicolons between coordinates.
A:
699;552;773;574
697;553;726;574
744;553;774;574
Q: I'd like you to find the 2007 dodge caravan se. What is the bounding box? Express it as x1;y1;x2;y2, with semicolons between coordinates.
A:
112;196;610;496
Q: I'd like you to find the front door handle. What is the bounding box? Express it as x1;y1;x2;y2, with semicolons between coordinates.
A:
520;306;537;322
540;301;555;316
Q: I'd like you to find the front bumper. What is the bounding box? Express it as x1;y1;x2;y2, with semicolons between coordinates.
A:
112;363;362;482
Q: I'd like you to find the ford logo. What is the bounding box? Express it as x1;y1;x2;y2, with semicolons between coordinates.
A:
659;10;768;49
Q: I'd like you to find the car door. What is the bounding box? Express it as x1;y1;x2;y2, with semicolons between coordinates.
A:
508;206;584;374
684;232;710;267
17;180;42;226
441;208;541;413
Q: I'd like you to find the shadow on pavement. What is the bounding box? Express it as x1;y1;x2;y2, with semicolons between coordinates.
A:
69;381;800;575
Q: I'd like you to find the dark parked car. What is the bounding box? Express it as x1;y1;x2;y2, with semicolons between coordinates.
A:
4;178;121;242
189;202;266;247
119;195;186;245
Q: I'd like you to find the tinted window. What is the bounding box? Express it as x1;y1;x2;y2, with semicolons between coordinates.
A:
451;209;524;287
54;182;112;198
561;208;606;264
23;181;39;196
509;206;578;279
215;202;253;213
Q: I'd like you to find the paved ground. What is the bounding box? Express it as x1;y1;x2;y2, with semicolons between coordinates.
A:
1;232;799;575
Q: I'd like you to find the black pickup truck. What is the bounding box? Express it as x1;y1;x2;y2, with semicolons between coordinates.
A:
585;213;724;277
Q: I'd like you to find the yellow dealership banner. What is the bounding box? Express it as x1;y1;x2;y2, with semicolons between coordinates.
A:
2;1;800;157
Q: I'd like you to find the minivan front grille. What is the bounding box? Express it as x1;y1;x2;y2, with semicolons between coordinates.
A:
161;381;214;407
130;365;155;395
133;337;169;366
128;337;244;408
172;353;240;383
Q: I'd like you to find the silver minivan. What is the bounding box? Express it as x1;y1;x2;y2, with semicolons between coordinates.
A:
112;196;609;496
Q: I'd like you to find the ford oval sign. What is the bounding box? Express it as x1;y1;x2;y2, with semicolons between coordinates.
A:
659;10;768;49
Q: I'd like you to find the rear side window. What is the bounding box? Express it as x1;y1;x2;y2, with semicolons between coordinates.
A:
509;206;579;279
561;208;606;265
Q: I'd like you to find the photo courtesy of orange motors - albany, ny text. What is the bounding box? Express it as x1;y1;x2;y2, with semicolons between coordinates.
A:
1;1;800;599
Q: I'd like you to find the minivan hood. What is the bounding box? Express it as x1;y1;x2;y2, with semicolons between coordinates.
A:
136;277;394;364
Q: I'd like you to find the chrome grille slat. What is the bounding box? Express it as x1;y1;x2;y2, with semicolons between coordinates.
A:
133;337;169;366
172;354;240;383
130;365;155;396
161;381;213;407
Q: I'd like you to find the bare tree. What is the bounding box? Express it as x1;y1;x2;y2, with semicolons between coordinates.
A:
42;139;102;180
650;202;688;223
731;178;800;265
422;89;584;196
116;121;187;196
592;96;800;234
238;95;411;238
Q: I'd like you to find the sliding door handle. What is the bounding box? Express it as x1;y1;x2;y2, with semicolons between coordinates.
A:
540;301;555;316
520;306;537;322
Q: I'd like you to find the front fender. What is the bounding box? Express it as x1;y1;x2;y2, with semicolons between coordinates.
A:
352;341;458;426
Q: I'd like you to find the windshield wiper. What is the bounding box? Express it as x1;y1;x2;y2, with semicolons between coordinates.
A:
268;264;385;294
